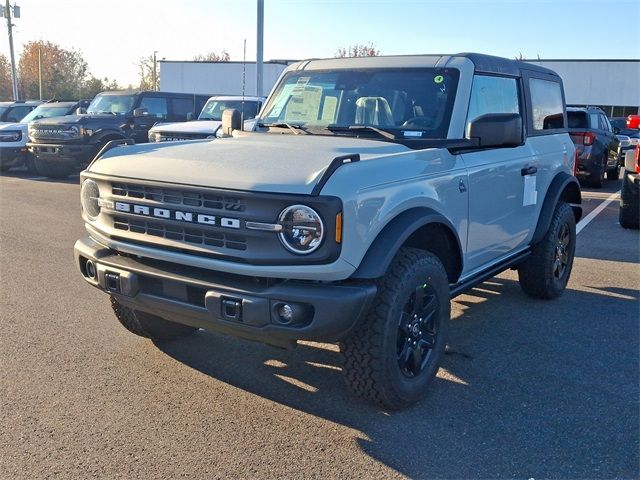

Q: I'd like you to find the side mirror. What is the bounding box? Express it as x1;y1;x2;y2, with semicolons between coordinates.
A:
613;127;620;134
467;113;522;148
221;108;242;137
186;112;194;121
75;107;87;115
133;108;147;117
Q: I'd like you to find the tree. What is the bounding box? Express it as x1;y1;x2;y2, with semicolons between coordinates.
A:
137;55;159;91
193;50;231;62
18;40;90;100
335;43;380;58
0;53;12;100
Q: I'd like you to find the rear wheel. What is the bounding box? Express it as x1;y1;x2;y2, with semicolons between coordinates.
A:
34;158;75;179
607;165;620;180
518;202;576;299
110;296;197;341
588;156;606;188
340;247;450;410
619;171;639;229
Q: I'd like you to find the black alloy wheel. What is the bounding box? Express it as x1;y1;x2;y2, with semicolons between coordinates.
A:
552;222;571;282
397;284;438;378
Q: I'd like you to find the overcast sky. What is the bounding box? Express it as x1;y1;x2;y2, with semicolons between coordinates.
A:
4;0;640;87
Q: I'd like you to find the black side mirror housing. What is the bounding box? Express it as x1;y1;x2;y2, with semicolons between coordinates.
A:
221;108;242;137
186;112;194;121
133;108;147;117
467;113;523;148
613;126;620;134
75;107;87;115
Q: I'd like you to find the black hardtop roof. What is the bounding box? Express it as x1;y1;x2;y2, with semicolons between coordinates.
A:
457;53;560;77
38;101;78;108
567;106;606;112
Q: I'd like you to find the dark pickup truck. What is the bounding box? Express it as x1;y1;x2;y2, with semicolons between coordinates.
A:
26;90;212;178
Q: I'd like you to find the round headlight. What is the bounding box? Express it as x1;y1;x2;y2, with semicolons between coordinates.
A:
149;131;160;142
278;205;324;254
67;126;80;138
81;179;100;220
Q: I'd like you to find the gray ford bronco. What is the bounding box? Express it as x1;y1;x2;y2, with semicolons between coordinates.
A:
74;53;582;409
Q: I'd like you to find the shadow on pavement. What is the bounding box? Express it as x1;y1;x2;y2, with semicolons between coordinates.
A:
156;277;639;479
0;167;80;184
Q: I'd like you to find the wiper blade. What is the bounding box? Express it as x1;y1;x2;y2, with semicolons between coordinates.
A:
326;125;397;140
257;122;308;135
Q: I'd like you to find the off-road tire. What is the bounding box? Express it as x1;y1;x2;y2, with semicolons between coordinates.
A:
340;247;450;410
619;171;639;229
518;202;576;299
34;158;75;179
24;155;38;174
110;296;197;341
607;165;620;180
587;156;606;188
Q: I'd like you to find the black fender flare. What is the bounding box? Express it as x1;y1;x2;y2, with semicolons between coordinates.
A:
351;207;463;281
531;172;582;244
90;129;128;147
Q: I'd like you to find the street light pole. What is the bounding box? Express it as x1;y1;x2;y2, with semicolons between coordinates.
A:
4;0;19;100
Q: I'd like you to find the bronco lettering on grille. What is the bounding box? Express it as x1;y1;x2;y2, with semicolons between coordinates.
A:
113;201;241;229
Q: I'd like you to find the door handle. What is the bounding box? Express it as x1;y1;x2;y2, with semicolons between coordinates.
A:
521;165;537;176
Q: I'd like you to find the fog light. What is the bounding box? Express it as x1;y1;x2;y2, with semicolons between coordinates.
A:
85;259;97;279
278;304;294;323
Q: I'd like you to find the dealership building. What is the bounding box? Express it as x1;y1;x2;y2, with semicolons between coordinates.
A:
160;58;640;117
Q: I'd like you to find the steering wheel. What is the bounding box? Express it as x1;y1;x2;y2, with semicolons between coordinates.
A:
401;116;432;128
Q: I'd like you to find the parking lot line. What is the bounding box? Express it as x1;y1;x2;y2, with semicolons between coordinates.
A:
576;190;620;234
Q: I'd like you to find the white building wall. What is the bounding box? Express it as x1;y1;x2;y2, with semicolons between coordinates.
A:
159;61;290;97
526;60;640;108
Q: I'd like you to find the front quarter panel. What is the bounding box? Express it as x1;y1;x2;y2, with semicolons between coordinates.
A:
321;147;468;272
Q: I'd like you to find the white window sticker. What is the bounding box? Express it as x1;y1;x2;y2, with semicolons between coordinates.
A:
523;175;537;206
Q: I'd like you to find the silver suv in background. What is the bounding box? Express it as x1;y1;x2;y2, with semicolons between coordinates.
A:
74;53;581;409
148;95;265;142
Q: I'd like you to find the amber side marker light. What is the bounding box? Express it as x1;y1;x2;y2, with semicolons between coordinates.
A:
335;212;343;243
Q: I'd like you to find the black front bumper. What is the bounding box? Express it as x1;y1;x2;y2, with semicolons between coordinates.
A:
0;146;28;167
74;237;377;348
27;142;97;165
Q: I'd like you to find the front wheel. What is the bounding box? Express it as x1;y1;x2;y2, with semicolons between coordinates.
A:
340;247;450;410
34;158;75;179
518;202;576;299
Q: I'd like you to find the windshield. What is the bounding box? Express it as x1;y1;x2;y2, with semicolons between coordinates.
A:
20;105;72;123
198;99;261;121
258;68;459;139
87;94;135;115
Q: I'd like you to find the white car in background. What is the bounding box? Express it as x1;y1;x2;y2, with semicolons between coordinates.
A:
148;95;265;142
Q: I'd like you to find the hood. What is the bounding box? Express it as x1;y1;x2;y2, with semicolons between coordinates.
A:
150;120;222;135
150;119;257;135
0;122;26;132
31;114;122;126
90;132;410;194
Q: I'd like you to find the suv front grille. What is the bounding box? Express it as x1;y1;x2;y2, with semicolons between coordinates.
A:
113;216;247;251
112;183;246;212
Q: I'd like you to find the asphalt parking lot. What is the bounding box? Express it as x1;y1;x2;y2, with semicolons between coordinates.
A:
0;170;638;479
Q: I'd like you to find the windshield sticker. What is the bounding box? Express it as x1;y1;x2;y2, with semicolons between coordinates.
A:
403;131;423;137
291;76;311;94
434;75;444;84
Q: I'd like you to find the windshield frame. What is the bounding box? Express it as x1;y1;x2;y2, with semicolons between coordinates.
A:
198;99;262;121
20;105;73;123
87;94;136;115
257;67;460;142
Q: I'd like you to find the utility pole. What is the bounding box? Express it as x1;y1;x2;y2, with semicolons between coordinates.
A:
4;0;20;100
38;46;42;100
256;0;263;97
152;50;158;91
